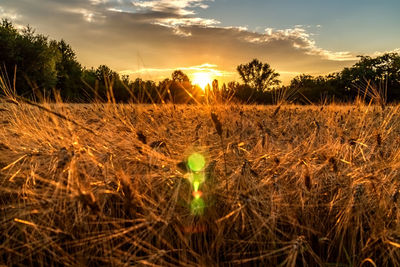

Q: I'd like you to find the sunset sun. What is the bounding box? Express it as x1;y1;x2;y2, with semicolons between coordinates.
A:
192;72;213;90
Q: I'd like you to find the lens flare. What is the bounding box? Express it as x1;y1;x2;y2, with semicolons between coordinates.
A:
186;152;207;216
191;197;205;215
193;180;200;191
187;153;206;172
192;190;203;199
189;172;205;185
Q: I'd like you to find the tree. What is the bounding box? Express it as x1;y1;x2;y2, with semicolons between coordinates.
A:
0;20;59;98
237;59;281;92
169;70;195;103
338;53;400;102
95;65;117;83
54;39;83;100
93;65;133;102
289;74;336;104
171;70;189;83
17;25;59;93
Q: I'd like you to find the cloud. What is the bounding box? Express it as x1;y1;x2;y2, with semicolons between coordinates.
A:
89;0;110;5
371;48;400;57
153;17;220;36
0;0;364;84
0;5;21;21
130;0;220;35
132;0;213;16
244;27;357;61
63;8;106;22
0;5;25;29
154;17;220;27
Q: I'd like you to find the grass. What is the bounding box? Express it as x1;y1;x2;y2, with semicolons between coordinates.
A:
1;98;400;266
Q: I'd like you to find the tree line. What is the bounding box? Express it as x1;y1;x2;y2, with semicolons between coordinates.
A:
1;19;400;104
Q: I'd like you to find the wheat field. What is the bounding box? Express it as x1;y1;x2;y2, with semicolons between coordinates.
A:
1;100;400;266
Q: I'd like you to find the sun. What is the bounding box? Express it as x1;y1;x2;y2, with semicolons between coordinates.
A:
192;72;213;90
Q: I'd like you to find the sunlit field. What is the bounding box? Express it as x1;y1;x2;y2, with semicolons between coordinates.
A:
1;98;400;266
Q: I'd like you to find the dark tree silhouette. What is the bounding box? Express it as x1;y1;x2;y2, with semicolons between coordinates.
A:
0;19;59;96
339;53;400;101
3;19;400;104
171;70;189;83
237;59;281;92
169;70;196;103
54;39;83;100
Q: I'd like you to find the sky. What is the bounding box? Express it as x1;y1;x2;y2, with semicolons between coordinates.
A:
1;0;399;84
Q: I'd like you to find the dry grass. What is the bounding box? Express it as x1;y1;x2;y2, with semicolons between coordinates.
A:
1;99;400;266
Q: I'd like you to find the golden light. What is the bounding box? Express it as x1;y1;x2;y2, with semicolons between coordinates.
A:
192;72;213;90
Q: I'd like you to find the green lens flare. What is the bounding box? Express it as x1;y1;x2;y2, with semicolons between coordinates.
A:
193;172;205;183
187;153;206;172
191;197;205;215
193;181;200;191
190;172;205;190
187;153;206;216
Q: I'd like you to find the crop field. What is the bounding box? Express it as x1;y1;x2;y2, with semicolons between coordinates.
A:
1;101;400;266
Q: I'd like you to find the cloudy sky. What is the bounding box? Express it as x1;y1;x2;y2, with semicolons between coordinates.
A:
1;0;399;84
